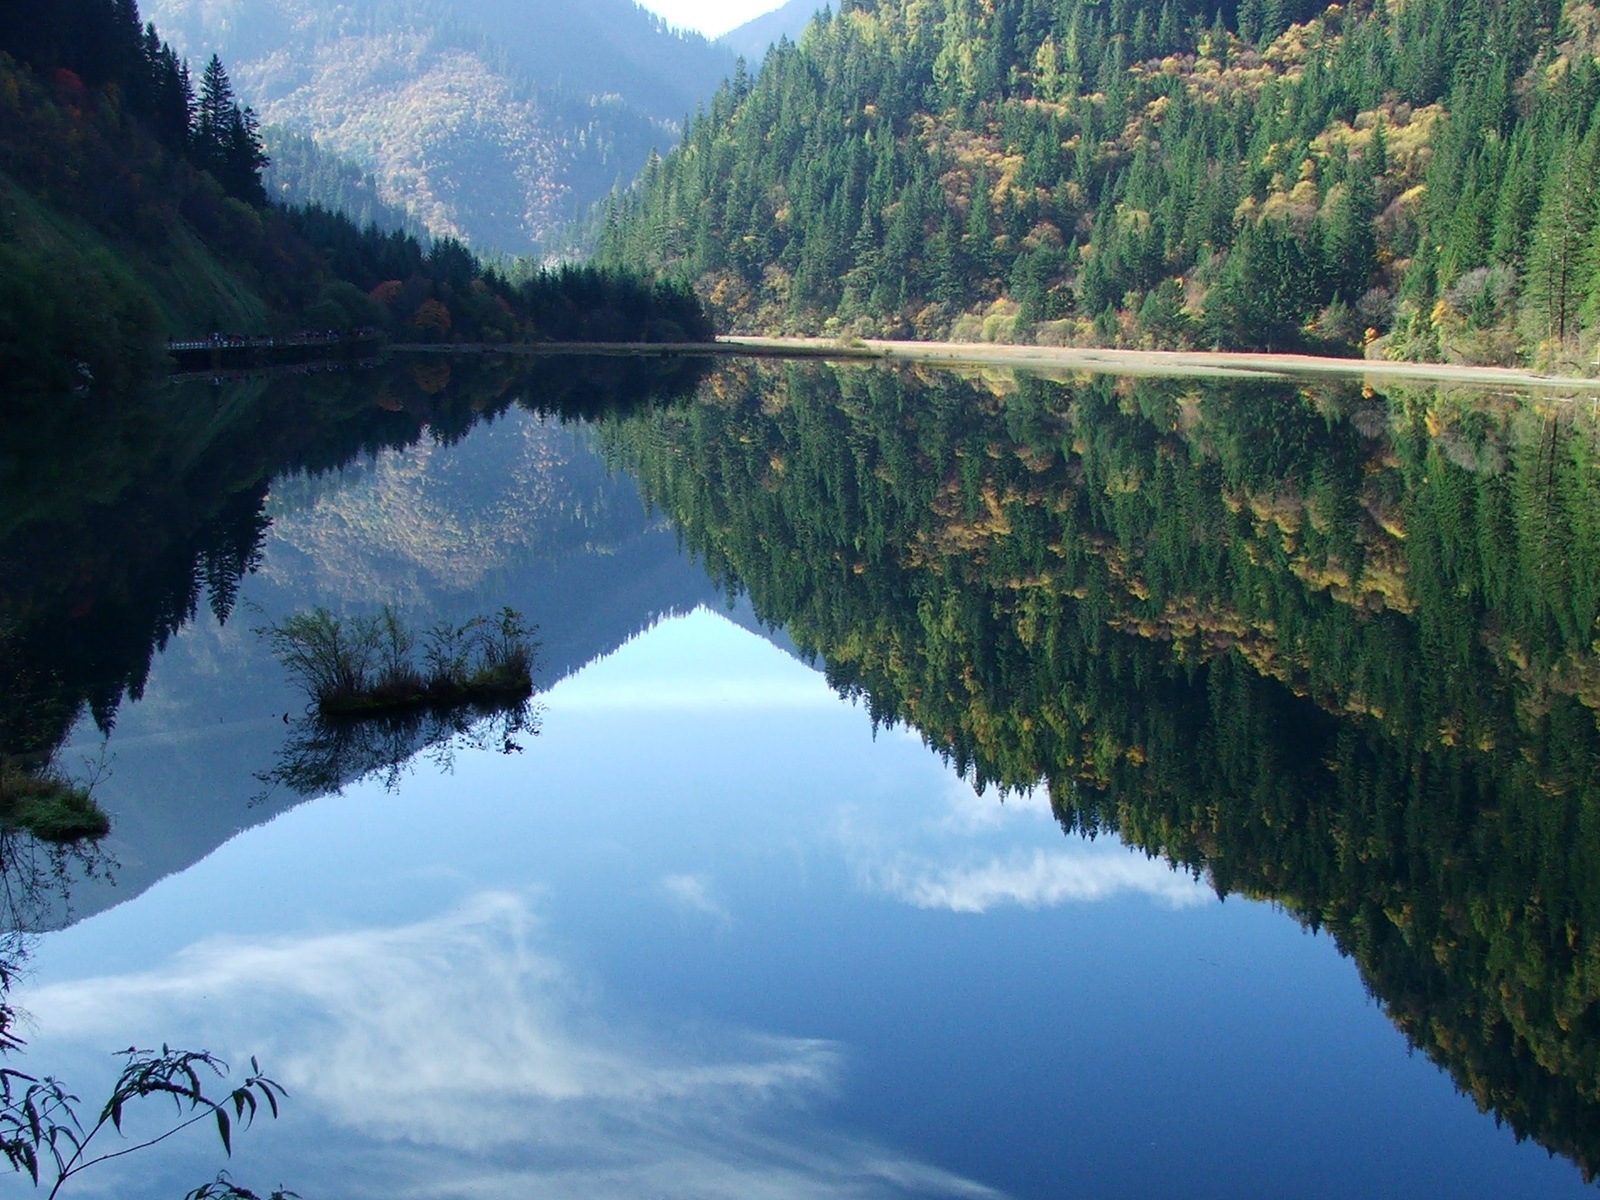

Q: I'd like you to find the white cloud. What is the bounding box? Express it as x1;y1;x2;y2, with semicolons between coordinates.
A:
18;893;1006;1200
873;849;1215;914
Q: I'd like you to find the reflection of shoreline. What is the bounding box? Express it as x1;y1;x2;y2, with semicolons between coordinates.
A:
719;336;1600;390
392;336;1600;389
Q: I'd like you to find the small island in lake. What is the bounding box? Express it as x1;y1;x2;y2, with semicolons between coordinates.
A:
264;607;536;718
0;760;108;843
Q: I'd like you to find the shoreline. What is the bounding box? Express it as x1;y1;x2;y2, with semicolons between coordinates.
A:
720;337;1600;391
391;338;1600;391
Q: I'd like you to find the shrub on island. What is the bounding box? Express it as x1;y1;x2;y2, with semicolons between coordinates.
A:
0;760;109;843
264;607;536;717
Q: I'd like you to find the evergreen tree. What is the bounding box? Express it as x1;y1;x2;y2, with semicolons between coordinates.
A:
195;54;236;170
193;54;268;204
1523;134;1599;348
595;0;1600;362
1325;158;1378;300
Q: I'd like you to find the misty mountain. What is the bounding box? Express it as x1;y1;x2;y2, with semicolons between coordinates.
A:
263;125;430;239
718;0;823;63
145;0;737;253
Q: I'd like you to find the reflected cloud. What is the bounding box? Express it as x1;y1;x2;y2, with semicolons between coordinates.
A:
19;893;1004;1199
874;849;1215;913
663;873;733;926
933;776;1053;833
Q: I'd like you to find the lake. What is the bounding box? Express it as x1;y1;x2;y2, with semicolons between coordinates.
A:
2;354;1597;1198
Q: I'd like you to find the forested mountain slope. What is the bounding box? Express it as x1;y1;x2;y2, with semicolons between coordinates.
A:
145;0;737;253
0;0;711;396
0;0;300;390
263;126;430;239
599;0;1600;368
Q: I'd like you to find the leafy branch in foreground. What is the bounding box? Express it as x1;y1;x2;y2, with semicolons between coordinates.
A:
1;1045;290;1198
185;1172;300;1200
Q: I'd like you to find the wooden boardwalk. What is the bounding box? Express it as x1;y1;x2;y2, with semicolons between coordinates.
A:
167;330;383;371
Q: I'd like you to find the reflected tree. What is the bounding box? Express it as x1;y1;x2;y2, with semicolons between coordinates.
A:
257;604;542;797
602;360;1600;1180
258;695;540;799
0;352;706;799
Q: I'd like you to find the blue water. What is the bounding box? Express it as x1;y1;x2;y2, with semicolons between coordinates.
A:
15;609;1588;1199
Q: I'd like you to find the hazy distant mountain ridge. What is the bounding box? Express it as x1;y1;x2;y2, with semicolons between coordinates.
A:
146;0;735;252
263;126;430;238
718;0;822;62
455;0;737;121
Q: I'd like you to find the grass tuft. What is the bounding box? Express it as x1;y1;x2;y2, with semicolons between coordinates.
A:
264;606;538;717
0;760;110;842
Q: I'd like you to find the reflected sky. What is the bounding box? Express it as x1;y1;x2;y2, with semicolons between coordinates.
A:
14;610;1591;1199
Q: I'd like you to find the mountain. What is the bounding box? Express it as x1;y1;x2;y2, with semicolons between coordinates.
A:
718;0;824;62
42;411;731;935
263;126;430;239
599;0;1600;372
0;0;300;389
448;0;737;121
144;0;738;253
0;0;710;401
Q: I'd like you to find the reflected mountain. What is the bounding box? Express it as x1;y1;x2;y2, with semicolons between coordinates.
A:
0;352;718;929
14;347;1600;1186
598;360;1600;1182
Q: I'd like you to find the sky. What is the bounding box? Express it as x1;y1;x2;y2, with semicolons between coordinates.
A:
636;0;793;38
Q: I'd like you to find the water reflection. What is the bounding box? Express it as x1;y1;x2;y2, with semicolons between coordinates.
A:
23;888;1005;1199
257;695;540;798
0;829;109;934
0;353;710;927
0;352;708;785
602;362;1600;1180
870;843;1212;913
5;354;1600;1194
21;607;1576;1197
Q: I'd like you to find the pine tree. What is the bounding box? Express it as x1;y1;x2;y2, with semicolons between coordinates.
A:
1523;135;1599;348
193;54;268;204
1237;0;1262;45
195;54;236;171
1325;158;1378;299
225;105;270;204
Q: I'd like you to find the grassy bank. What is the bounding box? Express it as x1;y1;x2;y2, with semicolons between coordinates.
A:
0;760;109;842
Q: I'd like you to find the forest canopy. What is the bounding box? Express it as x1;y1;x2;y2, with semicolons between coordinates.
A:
0;0;711;398
598;0;1600;370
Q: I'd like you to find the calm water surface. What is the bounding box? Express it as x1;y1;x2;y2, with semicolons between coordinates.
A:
2;357;1596;1198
